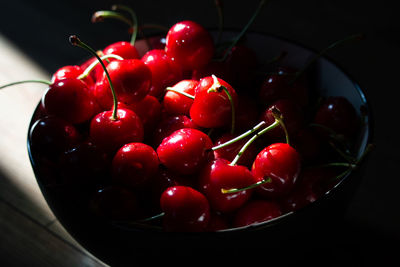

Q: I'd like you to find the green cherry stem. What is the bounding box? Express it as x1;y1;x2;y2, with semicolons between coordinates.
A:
78;54;124;80
112;5;139;46
221;177;272;194
208;74;236;134
0;79;52;90
70;35;119;120
91;10;133;27
165;87;195;99
220;0;268;61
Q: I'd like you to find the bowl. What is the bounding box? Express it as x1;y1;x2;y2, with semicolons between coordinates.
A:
27;30;372;265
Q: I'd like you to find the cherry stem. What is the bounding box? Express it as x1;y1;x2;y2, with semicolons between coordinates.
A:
112;5;139;46
165;87;195;99
211;121;266;151
220;0;268;61
229;108;288;166
78;54;124;80
70;35;119;120
0;79;52;90
291;33;364;84
92;10;133;27
221;177;271;194
208;75;236;134
214;0;224;45
271;107;290;145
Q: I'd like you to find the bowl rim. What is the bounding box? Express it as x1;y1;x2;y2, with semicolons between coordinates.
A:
26;30;374;235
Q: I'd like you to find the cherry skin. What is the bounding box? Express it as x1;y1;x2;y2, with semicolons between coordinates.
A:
51;65;94;89
112;143;159;189
313;96;358;140
258;66;308;107
42;78;99;124
233;200;282;228
162;79;198;117
160;185;210;232
89;108;144;154
156;128;213;175
190;76;238;129
141;49;182;98
165;20;214;71
94;59;152;109
103;41;140;60
152;115;199;148
29;116;81;160
198;158;258;213
252;143;301;199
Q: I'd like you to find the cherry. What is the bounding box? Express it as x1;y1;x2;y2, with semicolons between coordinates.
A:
103;41;139;60
94;59;152;109
206;212;230;231
252;143;301;199
51;65;95;89
141;49;182;98
112;143;159;189
160;185;210;232
165;20;214;71
191;61;229;82
152;115;199;148
42;78;99;124
198;158;258;213
123;95;162;134
233;200;282;228
259;98;304;143
162;79;198;116
234;94;260;132
313;96;358;140
156;128;213;175
90;186;138;220
29;116;81;160
190;75;238;130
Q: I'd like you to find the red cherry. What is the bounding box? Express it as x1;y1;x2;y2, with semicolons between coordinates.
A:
160;185;210;232
165;20;214;71
29;116;80;160
259;99;304;142
252;143;301;199
141;49;182;98
90;108;144;154
206;212;230;231
156;128;213;175
123;95;162;134
162;80;198;116
51;65;94;89
198;158;257;213
152;115;199;148
112;143;159;188
90;186;138;220
190;76;238;129
42;78;99;124
233;200;282;228
258;66;308;107
94;59;152;109
313;96;358;139
103;41;139;60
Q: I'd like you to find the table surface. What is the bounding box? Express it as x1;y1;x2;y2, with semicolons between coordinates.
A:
1;0;399;266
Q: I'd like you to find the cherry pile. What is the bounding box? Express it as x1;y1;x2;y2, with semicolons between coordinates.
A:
4;4;367;232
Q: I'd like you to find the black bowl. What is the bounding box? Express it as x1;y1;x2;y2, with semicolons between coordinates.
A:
27;32;373;266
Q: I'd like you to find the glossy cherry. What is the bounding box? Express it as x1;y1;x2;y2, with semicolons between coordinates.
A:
51;65;95;89
103;41;139;60
252;143;301;199
313;96;358;140
112;143;159;189
90;108;144;154
233;200;282;227
156;128;213;175
198;158;258;213
165;20;214;71
162;79;198;116
190;76;238;129
94;59;152;109
42;78;99;124
152;115;199;148
141;49;182;98
160;185;210;232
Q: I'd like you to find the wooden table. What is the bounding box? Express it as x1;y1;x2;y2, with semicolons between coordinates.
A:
0;33;107;267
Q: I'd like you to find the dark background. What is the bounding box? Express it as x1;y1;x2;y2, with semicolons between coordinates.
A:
1;0;399;265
